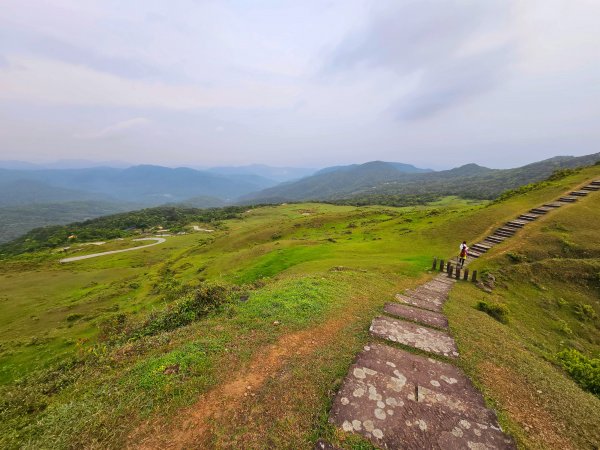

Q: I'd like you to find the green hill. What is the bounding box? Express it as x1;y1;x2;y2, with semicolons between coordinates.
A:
243;152;600;204
0;201;139;244
0;165;598;449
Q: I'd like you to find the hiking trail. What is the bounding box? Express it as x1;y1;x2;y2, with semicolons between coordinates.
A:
322;179;600;449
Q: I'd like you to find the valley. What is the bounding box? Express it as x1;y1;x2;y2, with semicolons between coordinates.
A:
1;165;598;449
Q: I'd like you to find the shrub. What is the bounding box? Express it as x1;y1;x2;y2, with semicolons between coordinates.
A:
556;349;600;397
573;303;597;321
506;252;525;263
138;282;236;338
546;167;580;181
556;319;573;336
477;300;509;324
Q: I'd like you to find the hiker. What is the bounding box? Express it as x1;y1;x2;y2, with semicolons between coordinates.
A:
459;241;468;268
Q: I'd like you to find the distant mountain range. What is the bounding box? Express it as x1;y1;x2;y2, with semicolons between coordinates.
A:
0;165;277;206
205;164;315;183
1;154;599;243
241;153;600;203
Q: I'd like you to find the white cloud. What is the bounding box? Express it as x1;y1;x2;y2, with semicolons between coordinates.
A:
75;117;150;139
0;56;301;110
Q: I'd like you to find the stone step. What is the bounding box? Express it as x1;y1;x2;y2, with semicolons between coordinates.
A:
518;214;539;221
329;344;516;449
405;288;448;304
384;303;449;330
416;282;452;294
497;227;516;234
370;316;459;358
590;180;600;186
471;244;490;253
558;196;577;202
485;236;504;244
395;293;443;313
493;232;513;239
410;287;449;300
543;202;563;208
529;208;549;214
570;190;589;196
581;185;600;191
467;250;482;258
505;222;524;229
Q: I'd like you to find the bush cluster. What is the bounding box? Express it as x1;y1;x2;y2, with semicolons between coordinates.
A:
556;349;600;397
477;300;509;324
99;281;237;344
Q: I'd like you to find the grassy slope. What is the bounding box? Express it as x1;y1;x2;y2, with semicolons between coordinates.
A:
0;165;599;448
448;167;600;449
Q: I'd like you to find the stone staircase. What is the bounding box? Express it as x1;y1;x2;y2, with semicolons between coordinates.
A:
322;179;599;449
464;179;599;262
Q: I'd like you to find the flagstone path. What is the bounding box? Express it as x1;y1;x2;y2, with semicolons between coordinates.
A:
324;179;599;449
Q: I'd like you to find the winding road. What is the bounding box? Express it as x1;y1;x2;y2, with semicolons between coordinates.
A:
59;237;166;263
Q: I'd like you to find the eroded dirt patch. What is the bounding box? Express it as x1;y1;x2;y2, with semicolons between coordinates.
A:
129;312;363;449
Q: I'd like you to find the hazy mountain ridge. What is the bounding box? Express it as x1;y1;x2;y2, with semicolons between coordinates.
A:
0;165;276;205
243;153;600;203
206;164;316;182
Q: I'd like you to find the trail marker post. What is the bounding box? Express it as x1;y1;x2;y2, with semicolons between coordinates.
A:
432;257;437;270
463;268;469;280
471;270;478;283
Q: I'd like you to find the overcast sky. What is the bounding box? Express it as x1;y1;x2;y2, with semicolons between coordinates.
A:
1;0;599;169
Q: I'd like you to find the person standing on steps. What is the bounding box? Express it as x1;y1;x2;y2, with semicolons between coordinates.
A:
459;241;468;268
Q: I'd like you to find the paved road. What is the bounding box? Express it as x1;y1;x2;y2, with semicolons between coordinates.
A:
59;238;166;263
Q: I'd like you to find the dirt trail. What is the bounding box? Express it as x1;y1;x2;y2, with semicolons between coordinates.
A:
129;314;354;449
59;238;166;263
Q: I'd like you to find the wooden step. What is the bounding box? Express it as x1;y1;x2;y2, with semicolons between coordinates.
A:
570;191;589;196
558;196;577;202
543;202;562;208
591;180;600;186
581;185;600;191
471;246;488;254
473;242;492;249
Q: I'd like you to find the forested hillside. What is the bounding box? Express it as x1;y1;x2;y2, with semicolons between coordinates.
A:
244;153;600;204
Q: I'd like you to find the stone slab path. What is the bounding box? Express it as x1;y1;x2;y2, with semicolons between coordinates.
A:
330;344;514;449
370;316;459;358
383;303;448;330
325;180;599;449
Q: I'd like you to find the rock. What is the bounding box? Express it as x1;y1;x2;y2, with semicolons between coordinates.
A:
163;364;180;375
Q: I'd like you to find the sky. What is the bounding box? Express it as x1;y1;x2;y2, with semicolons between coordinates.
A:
1;0;599;170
